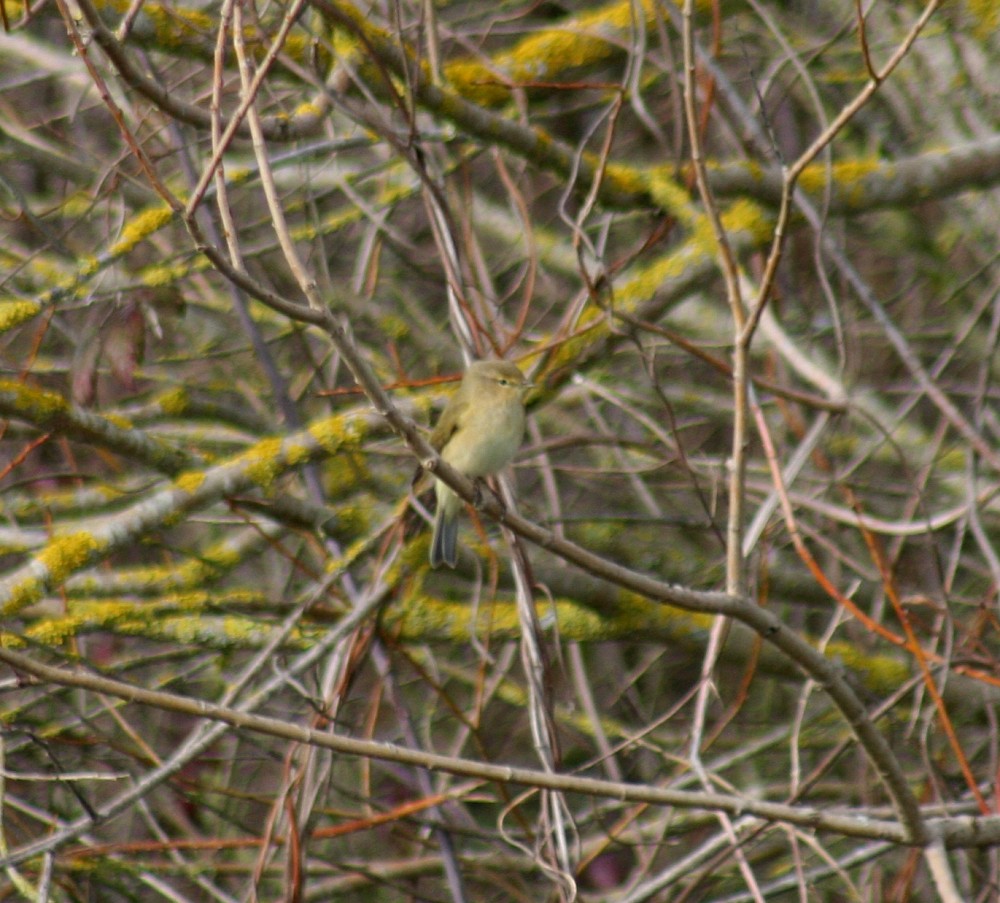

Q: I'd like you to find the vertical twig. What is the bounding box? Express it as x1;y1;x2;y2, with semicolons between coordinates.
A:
681;6;762;898
681;0;746;599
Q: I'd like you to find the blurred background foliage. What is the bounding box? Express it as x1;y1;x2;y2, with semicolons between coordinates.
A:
2;0;1000;899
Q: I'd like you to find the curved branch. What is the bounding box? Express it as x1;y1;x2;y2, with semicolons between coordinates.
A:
74;0;326;142
3;645;996;861
292;303;929;845
705;134;1000;213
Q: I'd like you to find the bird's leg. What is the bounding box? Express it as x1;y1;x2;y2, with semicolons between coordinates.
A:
472;478;506;511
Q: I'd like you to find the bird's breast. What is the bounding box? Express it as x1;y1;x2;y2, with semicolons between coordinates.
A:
442;402;525;477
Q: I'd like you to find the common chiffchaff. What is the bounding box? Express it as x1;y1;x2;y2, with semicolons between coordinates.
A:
429;360;531;568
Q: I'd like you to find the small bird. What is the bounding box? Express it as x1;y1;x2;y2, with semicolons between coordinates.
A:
429;360;532;568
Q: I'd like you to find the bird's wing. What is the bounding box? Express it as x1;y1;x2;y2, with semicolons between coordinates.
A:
429;397;466;451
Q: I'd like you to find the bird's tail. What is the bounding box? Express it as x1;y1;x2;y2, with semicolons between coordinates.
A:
430;508;459;568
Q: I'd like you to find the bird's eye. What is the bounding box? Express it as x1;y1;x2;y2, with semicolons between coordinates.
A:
498;378;510;386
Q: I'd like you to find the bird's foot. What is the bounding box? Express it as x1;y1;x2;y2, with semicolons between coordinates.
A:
472;478;505;511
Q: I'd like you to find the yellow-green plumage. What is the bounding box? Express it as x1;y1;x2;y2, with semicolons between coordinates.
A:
429;360;530;568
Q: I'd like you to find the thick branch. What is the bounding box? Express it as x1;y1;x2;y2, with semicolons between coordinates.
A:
2;645;995;859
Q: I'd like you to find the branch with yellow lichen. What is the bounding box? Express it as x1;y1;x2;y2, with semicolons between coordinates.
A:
74;0;327;141
0;408;365;616
0;379;416;551
0;379;193;475
702;134;1000;214
11;578;942;713
61;0;1000;234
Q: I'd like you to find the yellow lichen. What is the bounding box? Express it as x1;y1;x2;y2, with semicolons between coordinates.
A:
0;379;69;420
390;596;615;644
293;100;323;120
442;59;510;107
199;543;241;573
832;158;880;185
322;206;365;234
240;437;284;489
307;413;364;455
279;33;313;65
501;29;605;82
141;263;186;287
375;178;418;209
38;532;105;585
164;592;209;611
140;2;214;49
964;0;1000;39
619;242;698;302
602;161;649;199
825;640;909;696
444;0;657;105
225;167;253;186
643;166;697;223
25;618;77;646
219;615;265;643
103;412;133;430
215;588;265;607
322;431;368;486
61;191;96;219
377;314;411;342
798;158;879;203
157;387;189;416
285;437;316;469
20;589;287;648
108;204;175;258
5;484;123;521
718;197;773;246
0;539;31;556
0;300;42;333
544;313;609;374
390;594;470;638
174;470;206;495
79;256;101;277
3;577;44;616
331;500;372;538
